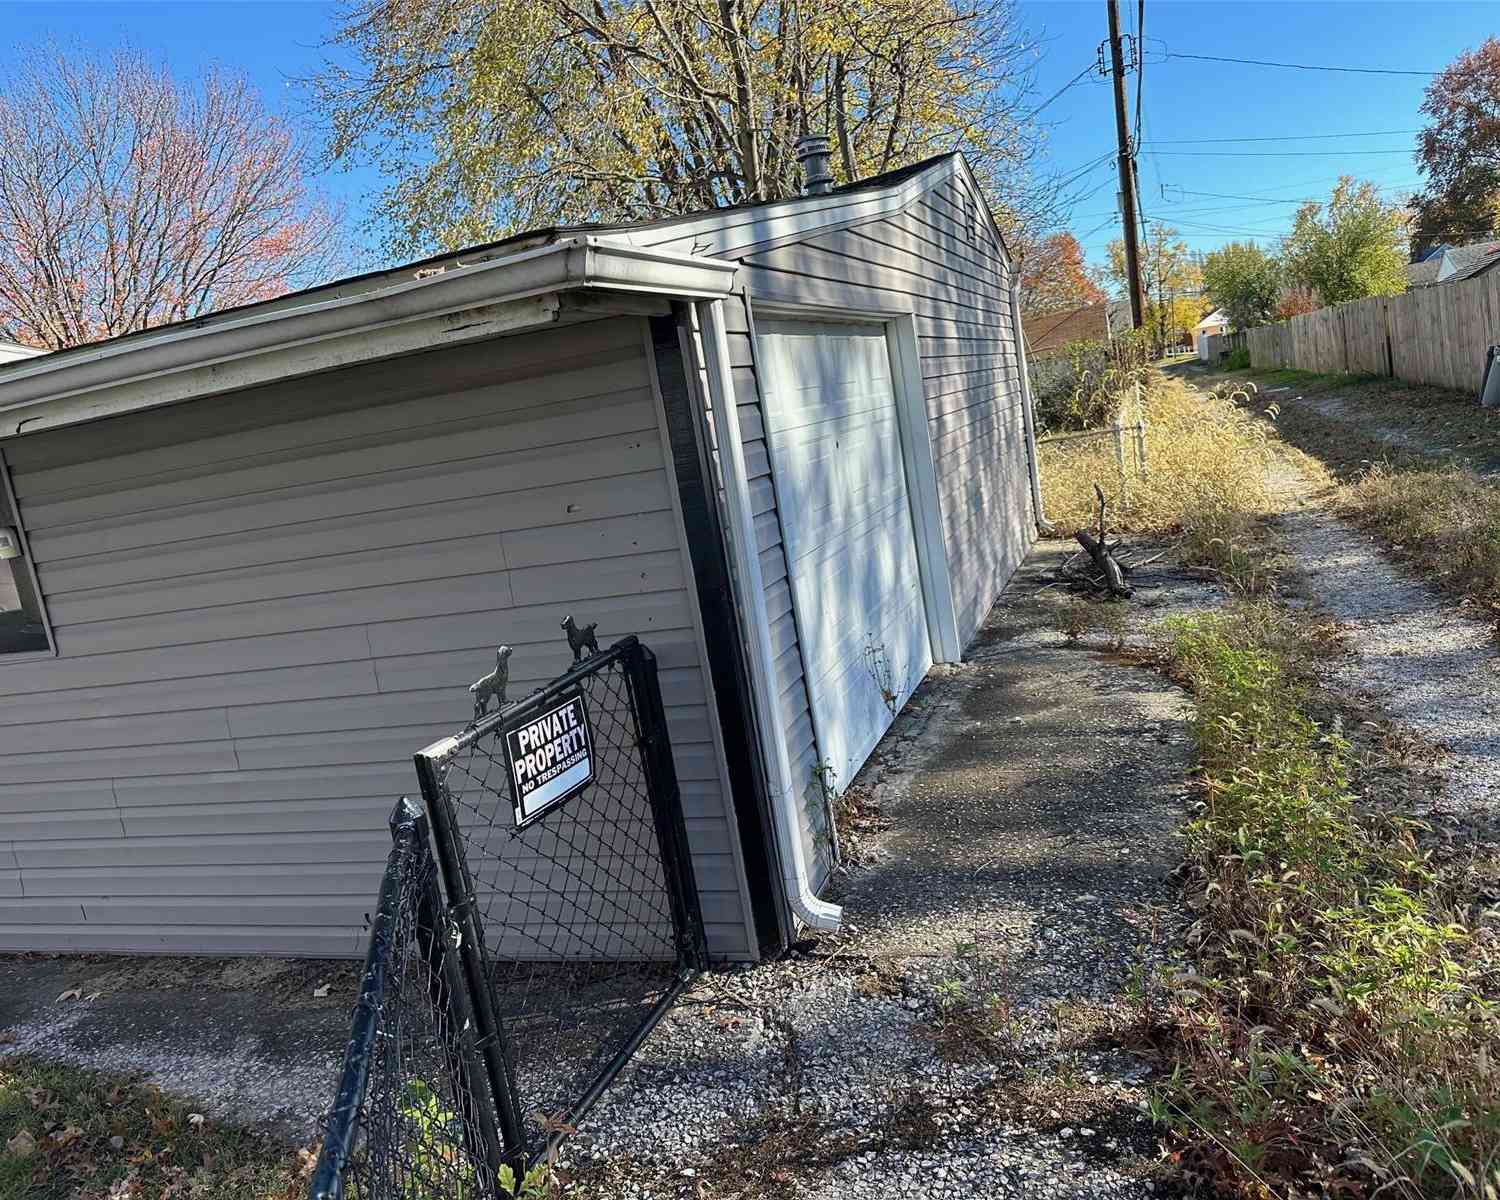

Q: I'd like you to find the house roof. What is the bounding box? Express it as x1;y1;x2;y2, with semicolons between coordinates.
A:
0;152;1000;438
1407;238;1500;287
1448;241;1500;282
1022;302;1110;356
1406;256;1445;287
1193;308;1229;331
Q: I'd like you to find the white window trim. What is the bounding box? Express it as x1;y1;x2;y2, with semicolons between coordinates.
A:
746;301;962;664
0;447;57;660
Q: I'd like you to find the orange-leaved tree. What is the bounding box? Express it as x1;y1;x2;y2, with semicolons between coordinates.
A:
1017;232;1106;315
1413;36;1500;257
0;44;341;350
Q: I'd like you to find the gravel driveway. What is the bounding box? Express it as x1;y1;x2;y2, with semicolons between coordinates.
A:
0;542;1206;1197
565;544;1197;1199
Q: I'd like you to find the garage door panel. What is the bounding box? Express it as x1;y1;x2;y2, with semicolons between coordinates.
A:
757;318;934;788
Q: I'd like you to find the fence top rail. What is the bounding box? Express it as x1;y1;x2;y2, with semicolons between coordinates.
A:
417;634;642;766
1036;422;1145;445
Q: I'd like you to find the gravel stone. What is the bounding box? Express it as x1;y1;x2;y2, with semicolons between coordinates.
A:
1274;474;1500;818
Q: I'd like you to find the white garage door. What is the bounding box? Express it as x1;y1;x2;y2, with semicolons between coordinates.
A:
757;319;933;789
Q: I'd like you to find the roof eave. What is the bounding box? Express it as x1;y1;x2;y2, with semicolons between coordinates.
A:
0;237;739;439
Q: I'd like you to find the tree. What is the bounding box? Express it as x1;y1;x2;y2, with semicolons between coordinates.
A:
1017;231;1106;314
314;0;1049;255
1274;286;1320;320
1202;241;1281;331
0;45;339;351
1106;223;1200;348
1412;37;1500;257
1282;177;1406;305
1147;295;1206;347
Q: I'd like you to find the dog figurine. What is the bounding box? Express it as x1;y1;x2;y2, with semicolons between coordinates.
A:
561;614;599;662
468;645;512;721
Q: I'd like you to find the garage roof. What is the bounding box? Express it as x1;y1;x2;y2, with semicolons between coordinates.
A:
0;152;996;438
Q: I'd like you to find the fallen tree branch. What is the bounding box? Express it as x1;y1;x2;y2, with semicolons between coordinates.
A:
1076;528;1131;597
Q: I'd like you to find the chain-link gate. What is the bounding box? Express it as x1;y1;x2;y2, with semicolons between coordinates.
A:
311;634;708;1198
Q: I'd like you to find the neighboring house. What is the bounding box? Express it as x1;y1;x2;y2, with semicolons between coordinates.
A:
0;148;1041;962
1193;309;1230;341
1021;301;1111;358
1406;240;1500;288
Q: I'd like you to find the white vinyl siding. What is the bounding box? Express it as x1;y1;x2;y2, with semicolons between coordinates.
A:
755;320;932;796
647;170;1032;648
0;317;753;959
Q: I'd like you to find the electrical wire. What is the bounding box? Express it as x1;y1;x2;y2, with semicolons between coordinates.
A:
1026;62;1097;119
1133;0;1145;150
1146;129;1420;145
1164;50;1438;76
1150;148;1415;158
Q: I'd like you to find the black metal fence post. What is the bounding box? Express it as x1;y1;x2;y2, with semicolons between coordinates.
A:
626;641;710;973
412;751;531;1178
309;799;419;1200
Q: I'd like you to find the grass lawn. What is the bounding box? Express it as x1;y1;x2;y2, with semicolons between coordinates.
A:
0;1056;315;1200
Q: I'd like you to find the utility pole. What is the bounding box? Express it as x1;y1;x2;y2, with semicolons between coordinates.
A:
1106;0;1146;330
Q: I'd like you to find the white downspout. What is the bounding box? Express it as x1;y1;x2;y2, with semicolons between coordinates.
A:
1008;275;1056;536
698;299;842;932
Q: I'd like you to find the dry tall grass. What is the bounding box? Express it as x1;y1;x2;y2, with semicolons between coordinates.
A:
1039;375;1276;592
1343;465;1500;614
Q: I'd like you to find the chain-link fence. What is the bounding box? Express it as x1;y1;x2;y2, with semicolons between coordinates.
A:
310;798;501;1200
414;634;708;1168
311;635;707;1198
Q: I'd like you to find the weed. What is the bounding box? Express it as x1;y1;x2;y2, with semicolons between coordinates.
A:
1143;609;1500;1199
863;639;898;715
1342;463;1500;614
1054;597;1128;647
1040;374;1275;594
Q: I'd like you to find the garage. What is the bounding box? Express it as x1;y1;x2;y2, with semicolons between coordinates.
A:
755;319;933;790
0;148;1039;962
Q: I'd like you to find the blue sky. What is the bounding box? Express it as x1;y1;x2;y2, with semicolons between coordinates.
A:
1018;0;1497;270
3;0;1496;274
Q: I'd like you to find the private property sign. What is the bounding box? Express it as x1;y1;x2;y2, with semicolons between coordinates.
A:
504;690;596;828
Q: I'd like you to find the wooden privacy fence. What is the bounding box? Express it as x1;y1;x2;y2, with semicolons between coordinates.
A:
1246;271;1500;394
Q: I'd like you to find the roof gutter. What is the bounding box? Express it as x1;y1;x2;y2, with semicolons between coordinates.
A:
1008;275;1056;537
0;237;740;438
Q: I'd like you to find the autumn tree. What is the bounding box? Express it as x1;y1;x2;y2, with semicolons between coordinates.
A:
1412;37;1500;257
1017;232;1106;314
1106;223;1201;348
1282;177;1406;305
1202;241;1281;331
314;0;1049;255
0;45;339;351
1274;285;1320;319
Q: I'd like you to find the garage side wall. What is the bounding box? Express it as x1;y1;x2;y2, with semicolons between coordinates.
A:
0;317;754;959
734;173;1033;646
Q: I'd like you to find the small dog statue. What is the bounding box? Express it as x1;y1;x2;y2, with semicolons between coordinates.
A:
468;645;512;721
561;614;599;662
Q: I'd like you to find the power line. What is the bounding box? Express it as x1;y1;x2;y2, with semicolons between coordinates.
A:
1149;148;1415;158
1026;62;1097;118
1147;129;1420;145
1132;0;1144;149
1164;50;1438;76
